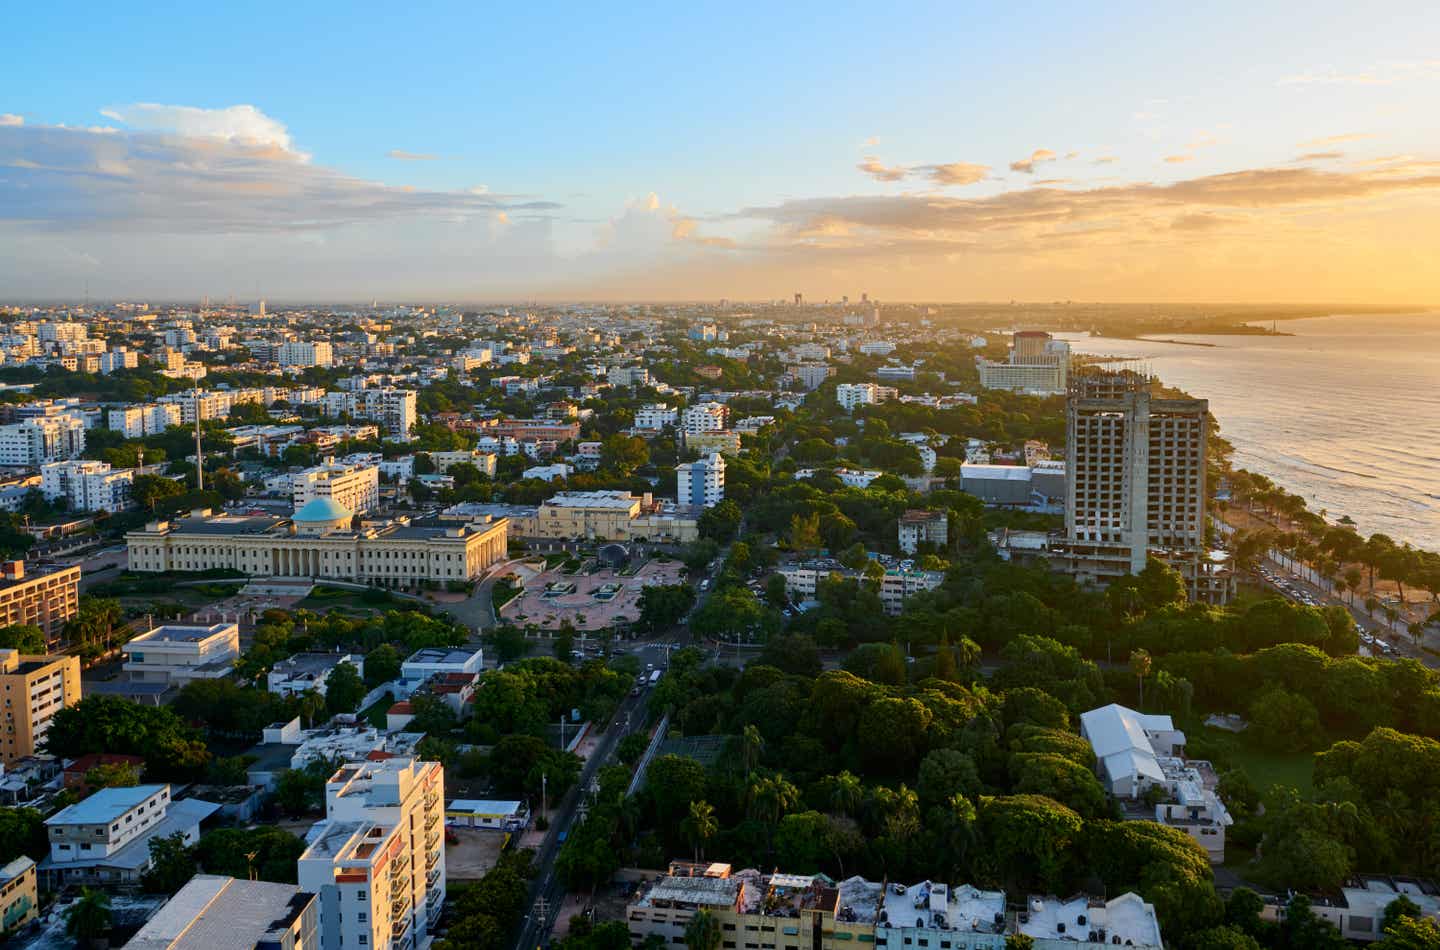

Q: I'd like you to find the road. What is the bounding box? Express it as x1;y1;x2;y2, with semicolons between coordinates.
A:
512;682;652;950
1252;555;1437;668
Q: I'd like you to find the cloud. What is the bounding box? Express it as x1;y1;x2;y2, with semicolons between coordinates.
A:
99;103;303;156
736;165;1440;250
918;162;990;186
0;114;22;127
1169;213;1244;231
862;136;879;147
1093;155;1119;165
1295;151;1344;162
0;121;558;234
1299;132;1375;148
857;156;907;182
1163;154;1194;164
1281;61;1440;87
387;149;439;161
1009;148;1056;173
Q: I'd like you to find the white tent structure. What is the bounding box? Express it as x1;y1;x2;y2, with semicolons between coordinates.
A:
1078;703;1185;798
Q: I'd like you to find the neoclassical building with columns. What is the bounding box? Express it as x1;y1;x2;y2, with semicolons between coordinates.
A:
125;499;508;587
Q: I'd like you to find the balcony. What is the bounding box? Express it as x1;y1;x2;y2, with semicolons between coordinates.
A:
427;864;442;887
424;829;440;851
423;791;439;811
392;913;413;940
392;890;413;916
391;851;411;874
424;811;440;831
425;847;441;869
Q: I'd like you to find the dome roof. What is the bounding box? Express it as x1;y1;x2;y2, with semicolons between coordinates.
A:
293;497;354;522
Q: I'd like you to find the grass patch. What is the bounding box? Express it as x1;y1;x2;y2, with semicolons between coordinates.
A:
360;693;394;728
1221;738;1315;796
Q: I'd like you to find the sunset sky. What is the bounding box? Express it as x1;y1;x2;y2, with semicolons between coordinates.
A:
3;1;1439;302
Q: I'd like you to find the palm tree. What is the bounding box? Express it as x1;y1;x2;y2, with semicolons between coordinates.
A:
739;724;764;773
684;909;722;950
1130;648;1153;709
746;774;800;826
683;800;718;862
66;888;112;947
829;770;864;817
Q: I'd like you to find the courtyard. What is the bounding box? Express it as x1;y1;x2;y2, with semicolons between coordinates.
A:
500;556;687;633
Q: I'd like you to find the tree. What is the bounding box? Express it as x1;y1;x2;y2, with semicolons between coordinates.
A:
363;644;403;687
142;833;196;894
757;634;821;677
697;499;742;543
1376;915;1440;950
132;473;186;512
683;800;719;861
0;623;45;653
65;888;112;945
684;909;722;950
85;760;141;790
1249;688;1323;752
600;434;649;475
196;827;307;884
323;661;365;716
484;625;530;663
1130;648;1153;709
0;807;47;865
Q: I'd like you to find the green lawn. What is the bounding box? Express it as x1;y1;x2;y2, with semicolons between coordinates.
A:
360;693;394;728
1223;739;1315;796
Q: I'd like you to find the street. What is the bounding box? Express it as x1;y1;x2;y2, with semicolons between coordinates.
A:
512;684;652;950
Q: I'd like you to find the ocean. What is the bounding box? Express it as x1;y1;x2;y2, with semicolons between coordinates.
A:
1057;312;1440;552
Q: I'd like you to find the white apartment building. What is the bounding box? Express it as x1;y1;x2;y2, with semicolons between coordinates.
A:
680;402;728;435
898;509;948;555
400;647;484;692
836;382;889;410
37;322;87;344
875;364;917;382
292;460;381;515
40;460;134;512
676;453;725;508
794;467;884;488
858;341;896;356
325;389;417;442
878;569;944;615
633;404;678;431
39;784;219;888
277;341;335;368
523;463;572;482
297;757;446;950
0;416;86;467
786;363;834;390
158;390;233;424
121;622;241;686
108;403;183;438
99;349;139;374
607;365;651;387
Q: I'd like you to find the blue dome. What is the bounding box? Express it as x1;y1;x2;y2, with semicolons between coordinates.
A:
293;497;353;522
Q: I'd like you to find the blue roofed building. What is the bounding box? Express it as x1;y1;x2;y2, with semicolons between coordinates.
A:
38;784;219;889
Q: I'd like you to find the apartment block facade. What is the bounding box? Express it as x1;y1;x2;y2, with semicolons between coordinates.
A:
0;649;80;765
292;460;381;515
0;562;80;643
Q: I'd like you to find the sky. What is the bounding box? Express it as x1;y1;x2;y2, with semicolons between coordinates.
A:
3;1;1440;303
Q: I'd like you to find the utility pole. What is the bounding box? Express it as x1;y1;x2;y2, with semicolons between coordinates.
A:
541;773;548;825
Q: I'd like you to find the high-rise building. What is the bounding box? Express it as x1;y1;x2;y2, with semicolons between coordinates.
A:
1053;368;1230;603
680;402;728;435
40;460;134;513
277;341;335;368
0;416;86;467
976;330;1071;394
676;453;725;508
0;649;80;765
298;757;445;950
0;562;80;644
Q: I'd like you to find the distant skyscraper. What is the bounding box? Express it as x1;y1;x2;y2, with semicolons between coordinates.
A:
1054;367;1230;603
259;298;266;318
794;292;803;306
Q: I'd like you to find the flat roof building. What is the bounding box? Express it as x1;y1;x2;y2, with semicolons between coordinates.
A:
122;622;241;687
124;875;319;950
40;784;219;888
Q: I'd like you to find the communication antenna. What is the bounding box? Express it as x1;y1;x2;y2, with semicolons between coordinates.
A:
193;386;204;494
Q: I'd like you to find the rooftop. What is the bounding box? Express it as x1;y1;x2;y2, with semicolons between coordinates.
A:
47;784;166;825
1017;893;1162;948
294;497;354;522
125;875;312;950
128;623;237;646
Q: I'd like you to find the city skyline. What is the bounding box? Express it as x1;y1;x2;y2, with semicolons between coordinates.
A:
4;2;1440;302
